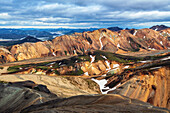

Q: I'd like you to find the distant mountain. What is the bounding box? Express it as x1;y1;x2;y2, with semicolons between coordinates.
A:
64;28;98;35
0;28;98;40
0;36;42;46
20;36;42;43
150;25;169;31
107;27;123;31
125;28;129;30
0;29;53;39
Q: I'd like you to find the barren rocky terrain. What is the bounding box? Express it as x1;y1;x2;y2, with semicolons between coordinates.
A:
0;27;169;113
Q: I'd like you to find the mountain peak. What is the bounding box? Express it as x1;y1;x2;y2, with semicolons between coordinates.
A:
107;27;123;31
150;25;169;31
21;36;41;42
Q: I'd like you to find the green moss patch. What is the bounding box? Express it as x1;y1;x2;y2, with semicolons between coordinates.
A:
65;69;84;75
0;67;3;69
7;66;20;73
93;50;143;63
35;66;49;70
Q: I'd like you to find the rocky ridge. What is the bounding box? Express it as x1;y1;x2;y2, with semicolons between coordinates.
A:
1;82;169;113
105;55;170;109
0;81;57;113
21;94;170;113
0;74;100;98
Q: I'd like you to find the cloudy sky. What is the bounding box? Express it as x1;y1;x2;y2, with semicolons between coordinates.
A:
0;0;170;29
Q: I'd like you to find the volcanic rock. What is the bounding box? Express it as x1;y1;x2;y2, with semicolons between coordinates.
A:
21;94;170;113
0;74;100;98
0;47;16;63
0;81;57;113
107;61;170;109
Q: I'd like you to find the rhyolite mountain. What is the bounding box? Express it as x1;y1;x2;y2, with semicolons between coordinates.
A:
0;27;169;63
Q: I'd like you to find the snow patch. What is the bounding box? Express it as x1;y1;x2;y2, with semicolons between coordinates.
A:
113;64;120;68
148;48;156;50
52;52;56;56
155;28;158;31
87;41;90;45
99;34;103;50
73;50;77;54
101;55;111;71
160;56;170;61
102;74;106;77
160;41;163;45
110;83;121;91
91;78;108;93
90;55;95;63
133;30;137;36
139;60;152;63
150;66;162;70
105;60;111;70
117;43;120;48
103;83;121;94
124;66;129;69
101;55;107;60
47;62;55;66
84;72;89;76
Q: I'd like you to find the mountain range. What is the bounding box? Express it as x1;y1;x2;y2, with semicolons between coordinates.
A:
0;36;42;46
0;28;98;41
0;25;169;63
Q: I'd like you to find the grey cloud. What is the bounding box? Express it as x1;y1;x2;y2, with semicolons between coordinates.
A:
0;0;170;28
